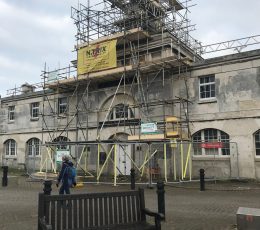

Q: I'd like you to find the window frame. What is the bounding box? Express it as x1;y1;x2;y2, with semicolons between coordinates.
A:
8;106;15;121
199;74;216;100
58;97;68;115
53;136;69;150
31;102;40;119
5;139;16;156
27;138;41;157
255;130;260;156
192;129;230;157
109;104;134;121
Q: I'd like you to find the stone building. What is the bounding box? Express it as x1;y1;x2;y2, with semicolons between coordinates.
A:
1;49;260;180
1;1;260;181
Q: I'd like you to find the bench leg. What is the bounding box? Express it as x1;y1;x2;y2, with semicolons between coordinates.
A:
155;217;161;230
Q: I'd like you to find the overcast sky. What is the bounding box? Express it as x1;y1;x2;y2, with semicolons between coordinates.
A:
0;0;260;97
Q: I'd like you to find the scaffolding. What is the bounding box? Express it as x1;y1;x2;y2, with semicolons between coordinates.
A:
70;0;201;50
3;1;259;184
32;0;204;184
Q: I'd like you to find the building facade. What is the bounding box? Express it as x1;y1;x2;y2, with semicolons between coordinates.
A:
1;1;260;181
1;49;260;180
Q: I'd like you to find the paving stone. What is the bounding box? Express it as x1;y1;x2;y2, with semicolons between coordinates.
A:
1;177;260;229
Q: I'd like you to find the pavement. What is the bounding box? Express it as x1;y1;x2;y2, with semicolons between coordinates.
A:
1;176;260;230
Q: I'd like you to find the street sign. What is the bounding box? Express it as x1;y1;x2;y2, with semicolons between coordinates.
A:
200;142;223;149
141;123;158;134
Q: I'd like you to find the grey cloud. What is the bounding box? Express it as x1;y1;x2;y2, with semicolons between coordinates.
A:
191;0;260;44
0;0;77;96
0;0;260;96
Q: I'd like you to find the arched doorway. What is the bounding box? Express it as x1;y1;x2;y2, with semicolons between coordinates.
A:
109;133;131;176
25;138;41;173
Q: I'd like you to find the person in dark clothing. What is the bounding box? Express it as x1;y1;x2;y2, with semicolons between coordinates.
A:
56;155;75;194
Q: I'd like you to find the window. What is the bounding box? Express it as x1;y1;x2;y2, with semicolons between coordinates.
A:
192;129;230;156
53;136;69;150
31;102;39;118
255;130;260;156
109;104;134;121
8;106;15;121
58;98;67;114
199;75;215;99
5;139;16;156
27;138;40;156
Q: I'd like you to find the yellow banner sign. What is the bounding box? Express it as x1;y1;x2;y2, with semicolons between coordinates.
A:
77;40;117;75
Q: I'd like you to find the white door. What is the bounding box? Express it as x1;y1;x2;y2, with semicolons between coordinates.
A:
117;144;131;175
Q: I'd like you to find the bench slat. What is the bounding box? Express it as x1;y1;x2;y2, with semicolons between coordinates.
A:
44;191;140;201
89;198;94;227
131;195;137;222
113;196;118;224
84;198;88;228
108;222;156;230
109;196;113;225
62;201;67;230
122;195;127;223
73;198;78;228
68;200;73;229
104;196;109;226
45;200;50;224
50;200;56;229
139;189;146;221
118;196;123;224
79;198;83;229
99;197;103;226
56;200;61;230
136;194;141;222
127;195;131;223
94;198;98;226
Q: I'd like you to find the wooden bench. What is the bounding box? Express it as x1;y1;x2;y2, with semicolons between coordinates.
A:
147;167;161;179
38;189;164;230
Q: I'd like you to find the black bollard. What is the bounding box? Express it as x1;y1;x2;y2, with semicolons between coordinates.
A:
43;180;52;195
157;181;165;220
2;166;8;187
199;168;205;191
130;168;135;190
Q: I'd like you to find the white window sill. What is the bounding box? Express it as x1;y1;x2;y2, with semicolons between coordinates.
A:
198;98;217;104
8;121;15;124
109;117;136;121
28;155;41;158
57;114;67;119
254;157;260;162
30;117;39;121
5;156;17;159
193;156;230;161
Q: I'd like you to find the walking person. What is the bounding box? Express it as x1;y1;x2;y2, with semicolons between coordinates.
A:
56;155;75;194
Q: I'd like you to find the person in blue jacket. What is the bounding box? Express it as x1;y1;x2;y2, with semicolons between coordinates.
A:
56;155;75;194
